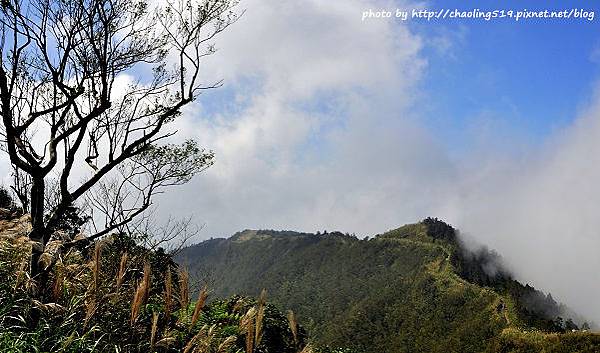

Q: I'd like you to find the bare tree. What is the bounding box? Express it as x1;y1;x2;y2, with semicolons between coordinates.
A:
119;210;205;256
84;140;212;252
0;0;239;277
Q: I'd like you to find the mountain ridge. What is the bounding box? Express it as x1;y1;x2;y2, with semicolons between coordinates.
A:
178;218;600;352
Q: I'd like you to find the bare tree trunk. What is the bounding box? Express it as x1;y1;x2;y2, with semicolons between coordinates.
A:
29;177;45;277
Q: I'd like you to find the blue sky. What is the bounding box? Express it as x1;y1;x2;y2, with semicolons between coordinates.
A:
414;0;600;154
195;0;600;159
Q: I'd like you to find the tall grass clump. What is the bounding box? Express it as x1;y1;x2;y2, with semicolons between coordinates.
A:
0;217;309;352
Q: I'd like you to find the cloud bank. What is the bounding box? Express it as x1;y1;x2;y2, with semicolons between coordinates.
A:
160;0;455;237
154;0;600;322
453;89;600;323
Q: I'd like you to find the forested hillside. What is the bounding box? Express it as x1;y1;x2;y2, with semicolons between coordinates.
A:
178;218;600;353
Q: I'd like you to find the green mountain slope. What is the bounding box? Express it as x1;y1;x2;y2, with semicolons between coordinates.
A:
178;219;600;353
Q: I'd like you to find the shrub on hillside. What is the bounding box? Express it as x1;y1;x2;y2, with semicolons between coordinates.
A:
0;187;15;211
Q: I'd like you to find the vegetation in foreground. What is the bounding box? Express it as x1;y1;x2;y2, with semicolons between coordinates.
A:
0;211;311;353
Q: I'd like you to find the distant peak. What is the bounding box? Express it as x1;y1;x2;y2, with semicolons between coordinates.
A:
230;229;316;242
422;217;457;242
230;229;262;241
376;217;457;243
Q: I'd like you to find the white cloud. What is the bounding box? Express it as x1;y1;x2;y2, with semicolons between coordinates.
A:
157;0;600;323
156;0;446;238
447;86;600;323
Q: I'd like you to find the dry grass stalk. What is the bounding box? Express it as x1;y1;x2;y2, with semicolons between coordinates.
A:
116;253;128;290
246;320;255;353
14;257;26;286
52;269;64;301
141;262;151;302
83;297;97;329
31;300;65;314
182;324;210;353
155;336;176;348
232;297;244;313
14;257;31;292
287;310;298;347
299;344;314;353
150;311;159;348
258;288;267;303
190;285;209;327
179;268;190;311
164;269;173;319
130;281;145;325
92;242;102;292
217;336;237;353
240;307;257;353
203;325;217;352
130;263;151;325
182;330;199;353
255;289;267;348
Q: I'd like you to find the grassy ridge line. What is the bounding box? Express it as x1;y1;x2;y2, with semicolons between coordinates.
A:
380;224;514;351
384;224;578;333
180;220;600;352
375;221;600;352
181;224;508;352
